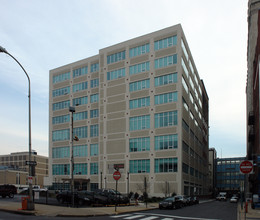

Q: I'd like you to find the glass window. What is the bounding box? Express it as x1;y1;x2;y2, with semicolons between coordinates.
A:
182;58;189;78
129;137;150;152
52;114;70;124
182;163;189;174
90;163;98;175
129;61;150;75
90;124;99;137
130;43;150;57
181;39;189;61
73;145;88;157
73;82;88;93
90;144;98;156
91;79;99;88
154;73;177;87
53;86;70;97
53;72;70;84
73;126;88;139
107;51;125;64
129;79;150;92
52;146;70;158
154;35;177;50
107;68;125;81
91;63;99;73
52;164;70;175
182;77;188;94
90;109;99;118
53;100;70;111
52;129;70;142
129;97;150;109
129;159;150;173
74;163;87;175
155;54;177;69
154;158;178;173
154;111;177;128
73;66;88;78
73;96;88;106
129;115;150;131
74;111;88;121
90;94;99;103
154;92;177;105
155;134;178;150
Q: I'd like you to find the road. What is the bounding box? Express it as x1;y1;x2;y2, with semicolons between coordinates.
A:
0;200;237;220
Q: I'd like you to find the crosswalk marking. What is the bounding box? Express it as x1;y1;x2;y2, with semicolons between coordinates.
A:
124;215;145;219
139;216;159;220
111;214;132;218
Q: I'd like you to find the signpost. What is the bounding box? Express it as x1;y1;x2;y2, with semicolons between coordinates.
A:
113;170;121;212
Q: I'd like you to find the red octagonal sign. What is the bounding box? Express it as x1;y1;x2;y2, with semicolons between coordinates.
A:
240;160;253;174
113;171;121;181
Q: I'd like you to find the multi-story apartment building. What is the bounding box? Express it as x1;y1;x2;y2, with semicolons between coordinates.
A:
49;24;209;196
216;157;245;196
247;0;260;195
0;151;48;187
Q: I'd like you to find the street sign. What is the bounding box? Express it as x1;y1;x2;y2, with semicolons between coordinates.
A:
28;176;33;184
240;160;253;174
113;170;121;181
26;161;37;166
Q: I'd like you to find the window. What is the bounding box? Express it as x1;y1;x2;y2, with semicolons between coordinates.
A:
189;93;194;104
73;96;88;106
190;167;194;176
91;63;99;73
73;126;88;139
73;66;88;78
129;137;150;152
74;111;88;121
130;43;150;57
90;144;98;156
52;164;70;175
52;129;70;142
182;141;189;154
90;94;99;103
73;145;88;157
107;68;125;81
107;51;125;64
155;158;178;173
181;39;189;61
182;119;189;133
53;86;70;97
52;147;70;158
182;58;188;78
129;159;150;173
52;115;70;124
91;79;99;88
53;100;70;111
129;97;150;109
90;124;99;137
129;61;150;75
154;35;177;50
183;163;189;174
182;77;188;94
90;109;99;118
129;79;150;92
90;163;98;175
74;163;87;175
155;134;178;150
53;72;70;84
155;54;177;69
155;92;177;105
154;111;177;128
154;73;177;87
73;82;88;92
183;98;189;112
130;115;150;131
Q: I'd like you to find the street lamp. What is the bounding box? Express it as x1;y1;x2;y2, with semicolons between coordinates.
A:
69;106;75;207
0;46;34;210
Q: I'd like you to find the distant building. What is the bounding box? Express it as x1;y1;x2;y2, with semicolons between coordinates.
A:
216;157;245;195
49;24;209;196
208;148;217;196
247;0;260;195
0;152;48;187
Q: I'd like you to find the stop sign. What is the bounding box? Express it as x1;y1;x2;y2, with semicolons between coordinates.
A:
113;171;121;181
240;160;253;174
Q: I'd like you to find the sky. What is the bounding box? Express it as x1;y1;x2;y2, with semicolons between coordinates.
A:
0;0;248;158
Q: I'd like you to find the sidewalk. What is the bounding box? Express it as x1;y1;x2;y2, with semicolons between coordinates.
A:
237;202;260;220
0;201;158;217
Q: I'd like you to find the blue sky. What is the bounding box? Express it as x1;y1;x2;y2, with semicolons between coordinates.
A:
0;0;247;158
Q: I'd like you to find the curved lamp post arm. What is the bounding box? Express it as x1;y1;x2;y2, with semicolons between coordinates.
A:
0;45;34;210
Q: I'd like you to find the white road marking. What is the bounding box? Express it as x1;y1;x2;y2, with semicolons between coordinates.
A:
124;215;145;219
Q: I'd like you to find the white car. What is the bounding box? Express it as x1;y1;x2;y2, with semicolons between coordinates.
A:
230;196;238;203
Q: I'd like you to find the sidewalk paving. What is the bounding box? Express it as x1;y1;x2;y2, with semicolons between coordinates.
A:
0;201;158;217
237;202;260;220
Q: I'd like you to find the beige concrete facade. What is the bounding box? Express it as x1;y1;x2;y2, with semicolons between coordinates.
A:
0;152;48;187
49;24;209;197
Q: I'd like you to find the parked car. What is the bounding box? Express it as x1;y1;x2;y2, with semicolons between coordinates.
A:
230;196;238;203
94;189;129;204
0;184;17;198
159;197;182;209
216;194;227;201
190;196;199;204
174;195;188;207
56;190;92;206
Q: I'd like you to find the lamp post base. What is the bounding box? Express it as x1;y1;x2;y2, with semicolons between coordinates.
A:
27;200;35;210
